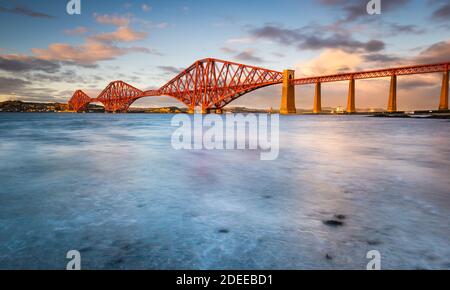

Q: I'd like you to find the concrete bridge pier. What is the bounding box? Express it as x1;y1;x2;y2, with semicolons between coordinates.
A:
388;75;397;113
280;70;297;114
347;78;356;113
439;69;449;111
186;107;221;114
313;82;322;114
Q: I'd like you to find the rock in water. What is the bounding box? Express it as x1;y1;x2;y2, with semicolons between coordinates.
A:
323;220;344;227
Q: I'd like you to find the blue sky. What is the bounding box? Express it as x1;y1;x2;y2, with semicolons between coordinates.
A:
0;0;449;109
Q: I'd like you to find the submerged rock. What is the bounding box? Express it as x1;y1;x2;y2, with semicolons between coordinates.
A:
367;240;382;246
323;220;344;227
334;214;346;220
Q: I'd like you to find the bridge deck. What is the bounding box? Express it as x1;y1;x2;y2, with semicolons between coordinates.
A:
292;62;450;85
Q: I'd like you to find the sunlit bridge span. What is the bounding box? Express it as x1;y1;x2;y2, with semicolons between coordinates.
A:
68;58;449;114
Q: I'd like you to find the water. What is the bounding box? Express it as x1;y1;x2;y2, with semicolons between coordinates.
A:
0;113;449;270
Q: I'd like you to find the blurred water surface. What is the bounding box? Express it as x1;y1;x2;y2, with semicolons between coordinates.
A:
0;113;449;269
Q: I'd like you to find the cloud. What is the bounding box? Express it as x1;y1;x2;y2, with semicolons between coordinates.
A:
400;77;439;89
221;47;265;63
0;76;63;102
30;19;157;66
0;4;53;18
91;26;148;43
384;22;426;36
319;0;411;23
132;18;169;30
31;40;156;66
220;47;237;54
249;24;385;53
141;4;152;12
362;40;450;67
226;37;255;44
364;53;401;63
158;66;183;74
22;69;90;84
412;40;450;64
234;49;265;63
272;52;286;58
0;54;60;73
296;49;364;76
0;77;30;94
431;2;450;21
95;14;130;26
64;26;88;36
92;13;153;43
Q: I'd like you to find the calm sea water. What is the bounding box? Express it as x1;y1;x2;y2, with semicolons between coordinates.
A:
0;113;449;270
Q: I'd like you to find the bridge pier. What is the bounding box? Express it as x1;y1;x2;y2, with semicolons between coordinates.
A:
439;69;449;111
187;108;195;114
313;82;322;114
347;78;356;113
388;75;397;113
201;108;211;114
280;70;296;114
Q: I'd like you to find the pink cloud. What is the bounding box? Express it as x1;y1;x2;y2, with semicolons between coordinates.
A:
95;14;130;26
413;40;450;64
295;49;363;76
30;20;154;66
64;26;88;36
31;40;153;65
92;26;148;43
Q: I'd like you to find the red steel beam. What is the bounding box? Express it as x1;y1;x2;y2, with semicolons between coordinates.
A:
157;58;283;110
68;90;91;112
91;80;144;112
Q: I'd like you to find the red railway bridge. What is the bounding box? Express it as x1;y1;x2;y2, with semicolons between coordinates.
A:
68;58;449;114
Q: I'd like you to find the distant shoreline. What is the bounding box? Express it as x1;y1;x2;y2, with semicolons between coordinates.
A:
1;100;449;118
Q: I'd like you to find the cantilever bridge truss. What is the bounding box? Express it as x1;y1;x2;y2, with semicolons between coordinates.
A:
69;59;450;113
69;58;284;112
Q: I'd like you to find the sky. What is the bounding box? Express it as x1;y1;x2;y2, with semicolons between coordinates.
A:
0;0;449;110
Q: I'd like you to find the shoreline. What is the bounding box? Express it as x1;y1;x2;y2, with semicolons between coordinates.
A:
1;101;449;118
1;111;450;119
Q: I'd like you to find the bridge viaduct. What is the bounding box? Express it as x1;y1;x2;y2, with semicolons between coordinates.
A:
68;59;449;114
